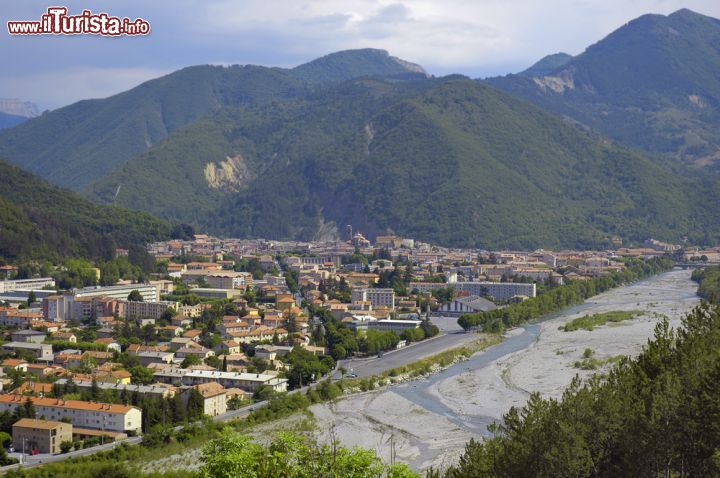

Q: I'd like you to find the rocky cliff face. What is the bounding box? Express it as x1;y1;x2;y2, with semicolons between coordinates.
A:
0;98;39;118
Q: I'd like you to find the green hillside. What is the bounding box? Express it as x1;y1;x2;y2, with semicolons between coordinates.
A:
87;77;720;249
0;66;307;189
0;160;179;261
488;9;720;166
0;50;425;190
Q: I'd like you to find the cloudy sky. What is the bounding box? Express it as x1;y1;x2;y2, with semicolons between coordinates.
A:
3;0;720;110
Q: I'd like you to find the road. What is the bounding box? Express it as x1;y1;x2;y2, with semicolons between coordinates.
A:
334;315;477;378
2;315;471;471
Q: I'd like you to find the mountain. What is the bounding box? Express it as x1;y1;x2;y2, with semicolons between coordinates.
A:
487;9;720;167
0;98;38;118
518;53;573;77
0;159;180;261
0;50;427;190
86;76;720;249
292;48;429;83
0;98;39;130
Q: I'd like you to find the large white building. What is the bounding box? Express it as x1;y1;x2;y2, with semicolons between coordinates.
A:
153;368;288;393
439;295;497;316
0;395;142;434
410;281;536;301
0;278;55;294
351;288;396;309
75;284;158;302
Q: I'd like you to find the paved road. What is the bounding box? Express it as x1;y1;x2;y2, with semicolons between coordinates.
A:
337;330;479;378
2;315;472;471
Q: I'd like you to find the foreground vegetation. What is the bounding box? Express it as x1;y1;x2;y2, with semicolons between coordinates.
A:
458;257;673;332
443;303;720;477
561;310;640;332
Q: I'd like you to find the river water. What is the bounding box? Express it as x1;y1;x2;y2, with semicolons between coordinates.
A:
311;269;701;470
392;268;700;436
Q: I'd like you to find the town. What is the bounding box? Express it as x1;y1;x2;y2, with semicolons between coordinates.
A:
0;230;713;462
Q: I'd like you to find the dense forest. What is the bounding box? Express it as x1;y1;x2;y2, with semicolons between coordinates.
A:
458;257;674;332
0;160;185;262
442;302;720;477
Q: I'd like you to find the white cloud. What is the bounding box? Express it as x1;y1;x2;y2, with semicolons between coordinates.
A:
2;0;720;108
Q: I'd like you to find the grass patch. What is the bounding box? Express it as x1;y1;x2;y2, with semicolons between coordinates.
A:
573;348;624;370
561;310;641;332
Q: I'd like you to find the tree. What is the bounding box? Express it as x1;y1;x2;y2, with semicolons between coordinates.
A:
186;388;205;421
127;290;143;302
23;398;36;419
130;365;155;385
59;441;73;454
181;354;201;368
26;291;36;306
199;430;419;478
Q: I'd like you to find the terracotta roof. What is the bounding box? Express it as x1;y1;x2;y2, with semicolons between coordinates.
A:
2;359;27;367
13;418;67;430
0;394;137;414
193;381;226;398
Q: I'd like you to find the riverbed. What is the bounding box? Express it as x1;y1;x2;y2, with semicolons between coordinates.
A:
310;269;700;471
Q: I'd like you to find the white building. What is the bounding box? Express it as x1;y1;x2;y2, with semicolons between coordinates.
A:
75;284;158;302
439;295;497;316
153;368;288;393
0;395;142;434
411;281;536;301
351;288;395;309
0;278;55;294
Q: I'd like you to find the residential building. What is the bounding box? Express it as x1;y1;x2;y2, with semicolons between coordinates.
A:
11;330;47;344
74;284;158;302
12;418;72;454
410;281;536;300
2;342;53;361
350;288;396;309
153;369;288;393
181;382;227;416
0;278;55;294
124;300;177;320
0;395;142;434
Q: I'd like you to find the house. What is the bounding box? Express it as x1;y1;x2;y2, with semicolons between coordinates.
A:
11;330;47;344
182;329;202;342
2;342;53;361
171;315;193;328
138;351;175;367
25;364;57;378
175;347;214;361
181;382;227;417
13;418;73;454
160;325;184;337
2;358;28;372
254;345;293;361
82;351;114;365
52;331;77;343
95;338;121;353
12;381;55;396
216;340;242;355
